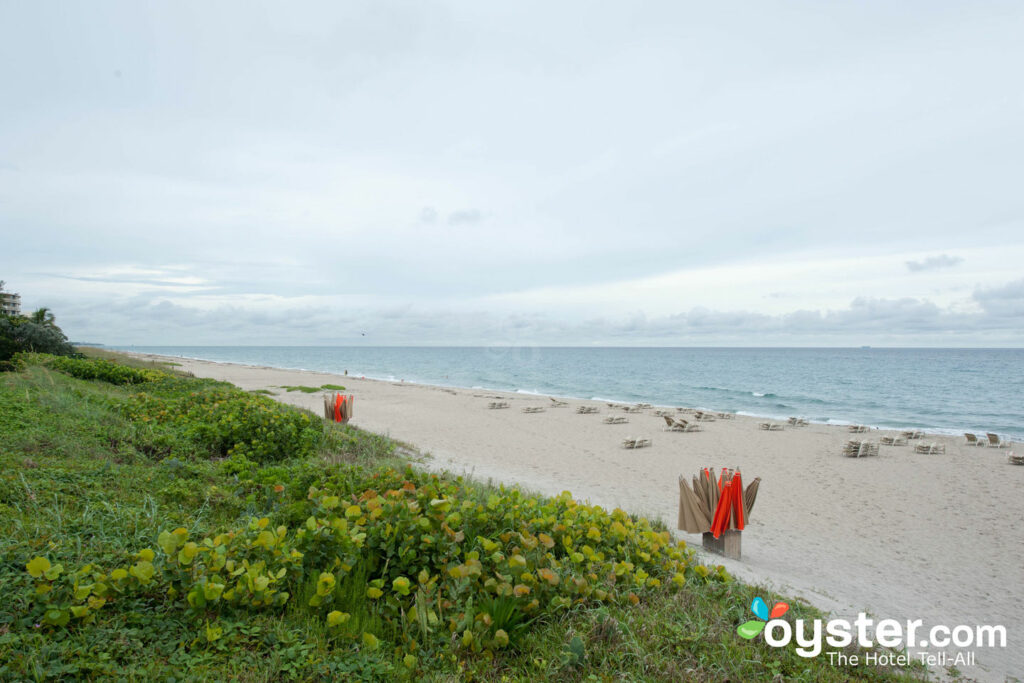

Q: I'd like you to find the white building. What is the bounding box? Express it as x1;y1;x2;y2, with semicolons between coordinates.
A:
0;291;21;317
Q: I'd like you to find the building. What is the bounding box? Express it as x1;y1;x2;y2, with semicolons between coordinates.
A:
0;291;21;317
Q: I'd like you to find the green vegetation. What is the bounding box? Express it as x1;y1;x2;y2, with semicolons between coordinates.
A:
279;384;347;393
0;353;920;681
0;304;76;370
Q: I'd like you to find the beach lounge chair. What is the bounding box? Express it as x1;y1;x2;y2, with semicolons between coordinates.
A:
715;412;735;420
604;416;628;424
986;433;1007;448
843;440;879;457
914;442;945;454
636;403;652;409
787;417;809;427
901;430;924;440
693;411;716;422
621;437;652;449
848;425;869;434
880;436;908;446
1008;452;1024;465
488;402;510;409
663;416;701;432
575;406;599;414
653;409;674;417
521;406;545;413
622;406;641;413
549;398;568;407
759;423;785;431
964;433;986;447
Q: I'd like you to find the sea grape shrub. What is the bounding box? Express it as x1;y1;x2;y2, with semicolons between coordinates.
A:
125;388;324;463
24;467;730;660
41;354;166;385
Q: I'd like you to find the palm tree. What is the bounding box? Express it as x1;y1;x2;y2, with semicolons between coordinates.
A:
29;307;56;327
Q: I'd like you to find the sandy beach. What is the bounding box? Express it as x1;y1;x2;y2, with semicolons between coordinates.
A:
133;353;1021;681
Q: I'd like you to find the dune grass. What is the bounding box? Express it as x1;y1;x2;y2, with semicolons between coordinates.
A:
0;354;925;681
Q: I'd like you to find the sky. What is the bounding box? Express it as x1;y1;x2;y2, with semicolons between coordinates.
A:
1;1;1022;346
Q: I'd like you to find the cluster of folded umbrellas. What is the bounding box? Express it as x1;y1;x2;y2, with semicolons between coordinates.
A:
323;392;354;423
678;468;760;537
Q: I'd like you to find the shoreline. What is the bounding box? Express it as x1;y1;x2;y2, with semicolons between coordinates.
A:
126;351;1021;681
115;348;1010;443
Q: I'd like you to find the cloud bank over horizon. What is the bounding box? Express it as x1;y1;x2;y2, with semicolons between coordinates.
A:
1;1;1022;346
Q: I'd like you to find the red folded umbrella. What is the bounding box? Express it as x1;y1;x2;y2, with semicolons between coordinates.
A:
731;471;745;530
334;393;343;422
710;480;734;538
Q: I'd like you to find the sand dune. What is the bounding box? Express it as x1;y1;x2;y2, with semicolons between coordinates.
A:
133;353;1022;681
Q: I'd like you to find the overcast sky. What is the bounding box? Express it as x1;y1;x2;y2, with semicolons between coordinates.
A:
1;1;1022;346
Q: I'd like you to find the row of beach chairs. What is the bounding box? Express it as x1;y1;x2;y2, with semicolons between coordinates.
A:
965;432;1008;448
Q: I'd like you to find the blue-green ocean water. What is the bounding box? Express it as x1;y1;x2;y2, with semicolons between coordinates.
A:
119;346;1024;440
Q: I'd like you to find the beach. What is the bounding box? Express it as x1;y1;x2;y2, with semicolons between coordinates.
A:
133;353;1022;681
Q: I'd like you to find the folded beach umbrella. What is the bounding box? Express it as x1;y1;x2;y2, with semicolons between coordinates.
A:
703;469;719;518
692;475;708;518
743;477;761;517
731;471;745;530
710;480;734;538
677;476;712;533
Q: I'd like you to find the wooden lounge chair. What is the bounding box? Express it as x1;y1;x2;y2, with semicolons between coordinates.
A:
914;442;945;454
848;425;869;434
1008;452;1024;465
880;436;907;446
964;433;986;447
621;437;652;449
843;440;878;457
575;406;599;414
663;416;701;432
521;406;545;413
759;423;785;431
901;430;924;440
986;433;1007;448
787;417;809;427
488;402;510;409
604;416;628;424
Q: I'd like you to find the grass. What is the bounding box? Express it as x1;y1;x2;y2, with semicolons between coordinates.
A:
278;384;347;393
0;353;928;681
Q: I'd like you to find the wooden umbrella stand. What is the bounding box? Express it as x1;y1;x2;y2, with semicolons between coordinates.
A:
702;530;742;560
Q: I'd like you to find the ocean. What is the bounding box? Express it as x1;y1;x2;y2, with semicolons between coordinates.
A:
117;346;1024;441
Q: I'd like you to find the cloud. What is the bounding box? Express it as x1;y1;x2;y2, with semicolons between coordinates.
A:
49;283;1024;347
447;209;482;226
906;254;964;272
972;278;1024;318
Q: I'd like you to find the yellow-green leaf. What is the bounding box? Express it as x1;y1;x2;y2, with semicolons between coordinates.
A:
26;557;51;578
327;610;350;627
